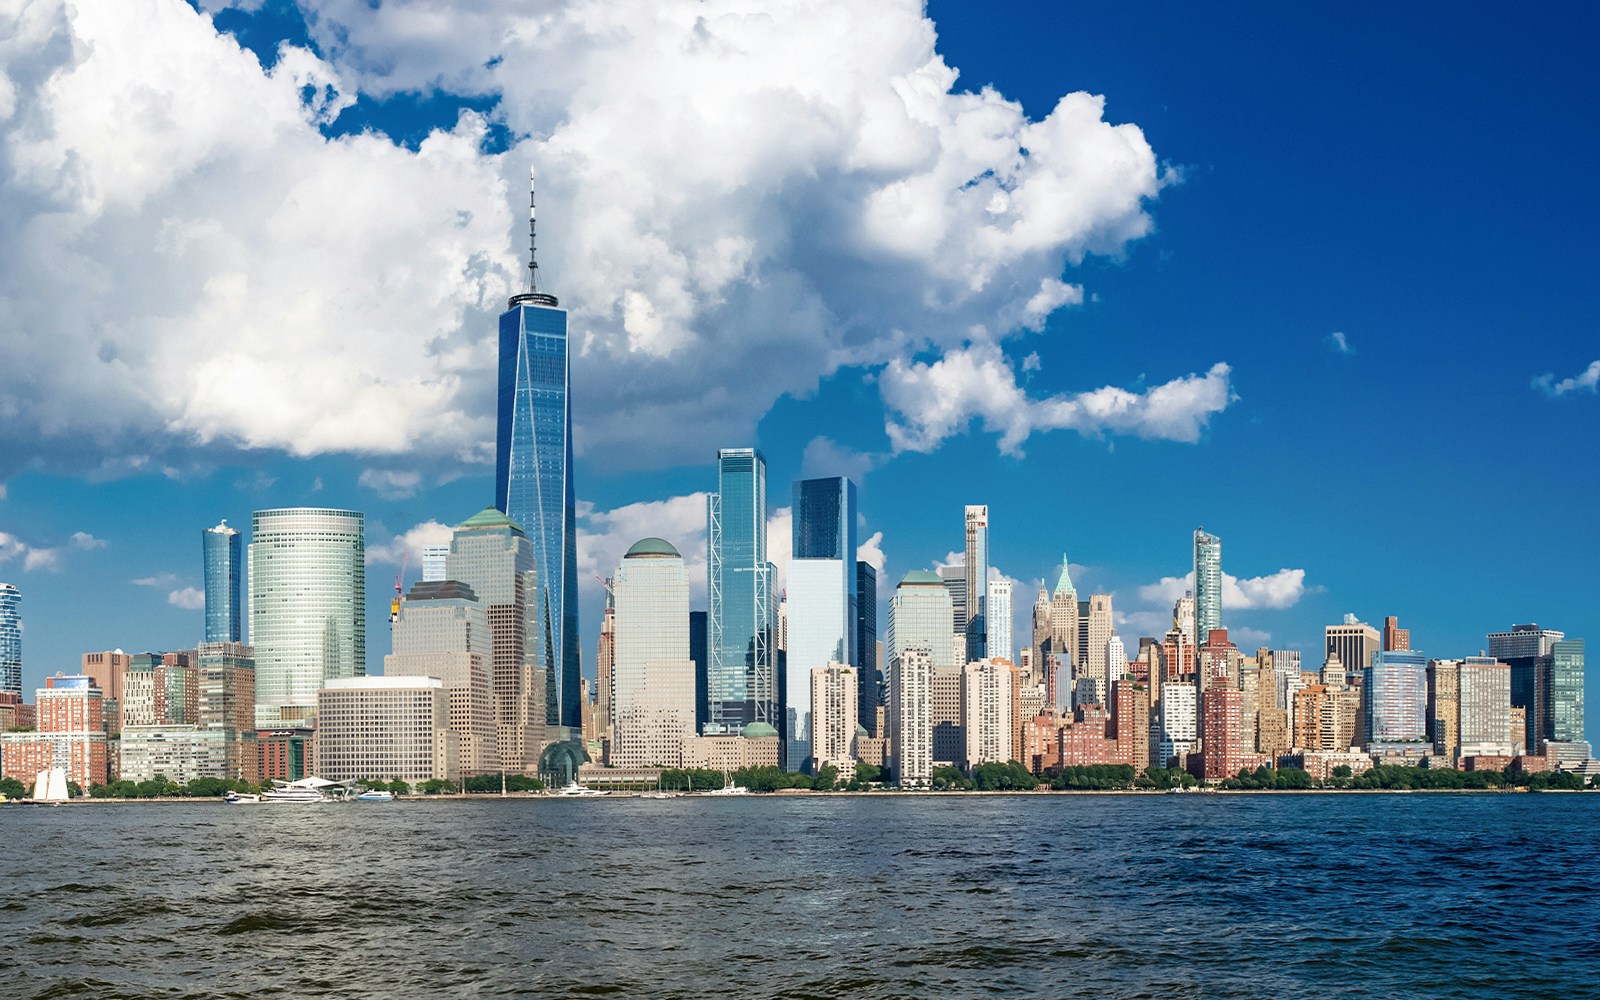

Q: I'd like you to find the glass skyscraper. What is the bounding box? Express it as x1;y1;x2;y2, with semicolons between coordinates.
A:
248;508;365;728
1193;529;1222;643
856;561;878;735
706;448;778;734
0;581;20;696
495;261;580;731
784;477;858;770
1550;639;1585;745
202;520;242;644
1363;649;1428;748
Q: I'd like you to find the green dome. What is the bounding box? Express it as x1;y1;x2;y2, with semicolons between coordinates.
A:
742;722;779;738
899;569;943;586
625;537;680;558
457;507;525;533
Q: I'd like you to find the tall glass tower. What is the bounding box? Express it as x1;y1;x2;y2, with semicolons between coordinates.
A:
249;508;365;728
964;506;989;662
707;448;778;733
495;168;581;731
202;520;242;644
784;476;857;770
1193;529;1222;643
0;582;20;696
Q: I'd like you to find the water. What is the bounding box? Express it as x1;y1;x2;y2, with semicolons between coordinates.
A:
2;793;1596;998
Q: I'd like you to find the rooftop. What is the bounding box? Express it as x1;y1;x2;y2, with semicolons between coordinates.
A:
624;537;681;559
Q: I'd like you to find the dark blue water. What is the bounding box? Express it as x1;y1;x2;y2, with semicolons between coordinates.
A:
2;793;1596;998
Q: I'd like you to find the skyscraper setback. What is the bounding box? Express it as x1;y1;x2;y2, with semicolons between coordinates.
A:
495;168;580;731
202;521;241;644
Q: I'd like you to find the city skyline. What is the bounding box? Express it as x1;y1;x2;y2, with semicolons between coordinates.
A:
1;1;1596;749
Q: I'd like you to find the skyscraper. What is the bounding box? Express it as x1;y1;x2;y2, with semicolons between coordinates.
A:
707;448;778;734
420;544;449;583
1193;529;1222;642
987;578;1013;666
888;569;960;764
784;477;858;770
1326;615;1382;682
855;561;878;735
1363;649;1429;749
1383;615;1410;652
385;580;498;776
611;538;696;769
447;507;543;774
1487;624;1569;755
495;168;580;731
961;658;1017;769
889;647;932;788
0;582;19;697
1047;556;1079;688
249;508;365;728
1550;639;1585;746
810;662;860;780
202;521;241;644
964;505;989;661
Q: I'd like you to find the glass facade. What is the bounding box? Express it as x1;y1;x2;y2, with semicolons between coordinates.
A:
706;449;778;733
783;477;857;770
248;508;365;728
1363;649;1428;747
1551;639;1585;744
202;520;242;644
1193;529;1222;642
855;561;878;734
887;572;957;673
496;299;580;730
0;582;19;696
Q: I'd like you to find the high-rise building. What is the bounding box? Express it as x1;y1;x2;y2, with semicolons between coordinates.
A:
889;648;932;788
1364;649;1428;749
1;674;108;789
707;448;778;734
784;477;858;770
689;610;708;735
939;564;967;639
961;658;1016;769
1030;586;1051;688
1426;659;1460;759
385;580;498;776
1046;556;1079;688
1193;529;1222;642
1457;657;1513;757
964;505;989;661
1550;639;1585;747
202;521;242;644
1082;594;1113;702
0;582;20;697
316;676;458;784
987;578;1013;667
495;169;580;731
447;508;543;774
1488;624;1565;754
611;538;696;769
595;595;615;747
249;508;365;728
80;649;131;734
195;641;258;783
1326;615;1381;682
810;662;859;780
1106;635;1127;684
1197;686;1247;781
1156;682;1198;768
887;570;959;764
1383;615;1410;652
855;562;878;736
420;545;449;583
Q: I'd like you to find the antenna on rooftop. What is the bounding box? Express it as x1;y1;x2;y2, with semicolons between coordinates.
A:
509;165;559;309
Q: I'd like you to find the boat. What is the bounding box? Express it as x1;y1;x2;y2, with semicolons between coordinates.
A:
261;776;340;803
355;789;395;802
28;767;69;806
704;784;750;795
556;782;607;796
224;791;262;804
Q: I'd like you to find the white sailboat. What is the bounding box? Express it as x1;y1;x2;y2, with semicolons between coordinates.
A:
31;767;69;806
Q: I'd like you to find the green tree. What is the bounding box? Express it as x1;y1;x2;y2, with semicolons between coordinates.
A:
419;778;456;795
854;762;881;785
66;780;84;798
0;777;26;799
812;764;839;791
1331;764;1353;778
930;765;973;790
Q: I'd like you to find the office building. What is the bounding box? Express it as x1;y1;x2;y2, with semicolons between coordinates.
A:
1155;681;1197;768
595;596;615;746
1193;529;1222;643
961;658;1017;770
1326;616;1381;682
1106;633;1127;685
887;570;959;764
1383;615;1410;652
707;448;779;734
1550;639;1585;746
249;508;365;728
987;578;1013;669
447;508;544;773
1046;556;1079;689
496;170;580;730
810;662;859;780
784;477;858;770
889;648;932;788
420;544;450;582
611;538;696;769
1427;659;1461;760
1458;657;1513;757
1364;649;1428;749
1;674;108;789
119;726;238;784
385;580;498;776
201;521;243;644
316;676;458;784
856;562;878;736
940;564;967;638
80;649;131;734
194;641;258;782
1488;624;1565;754
0;582;18;697
964;506;989;660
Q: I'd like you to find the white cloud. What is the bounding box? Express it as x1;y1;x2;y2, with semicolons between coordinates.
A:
0;0;1179;476
1533;360;1600;397
1327;331;1352;355
800;437;881;485
881;341;1233;455
856;530;886;573
167;587;206;610
366;520;455;568
358;469;424;500
577;492;712;606
767;507;792;596
132;573;179;588
1231;625;1272;646
1137;568;1311;611
0;531;61;572
70;531;107;550
0;484;7;500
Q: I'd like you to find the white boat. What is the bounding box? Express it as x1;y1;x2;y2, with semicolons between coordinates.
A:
30;767;69;806
704;784;750;796
355;790;394;802
261;776;339;803
556;782;607;796
224;791;262;804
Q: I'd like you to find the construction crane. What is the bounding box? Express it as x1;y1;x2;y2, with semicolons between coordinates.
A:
390;552;409;625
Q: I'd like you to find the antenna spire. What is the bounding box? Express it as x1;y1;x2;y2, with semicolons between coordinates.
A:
509;164;558;309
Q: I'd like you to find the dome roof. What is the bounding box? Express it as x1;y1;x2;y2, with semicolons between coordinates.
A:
624;537;680;558
457;507;525;533
742;721;779;738
899;569;944;586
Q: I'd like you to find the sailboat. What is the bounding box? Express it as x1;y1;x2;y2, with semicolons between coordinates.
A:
30;767;70;806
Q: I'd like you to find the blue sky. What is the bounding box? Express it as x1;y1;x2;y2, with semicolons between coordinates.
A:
1;2;1595;742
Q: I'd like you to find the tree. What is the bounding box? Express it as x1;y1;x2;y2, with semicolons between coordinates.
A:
812;764;839;791
1331;764;1353;779
0;777;25;799
419;778;456;795
66;780;84;798
931;765;973;790
854;762;881;785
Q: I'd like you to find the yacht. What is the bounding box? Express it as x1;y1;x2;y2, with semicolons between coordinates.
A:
355;789;395;802
27;767;69;806
556;782;607;796
704;784;750;795
261;776;339;803
224;791;262;805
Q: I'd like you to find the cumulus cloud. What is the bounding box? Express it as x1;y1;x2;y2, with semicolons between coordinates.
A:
132;572;179;588
1326;331;1352;355
0;531;63;572
70;531;107;550
882;342;1232;454
856;530;886;573
1533;360;1600;397
0;0;1195;477
167;587;206;610
358;469;424;500
578;492;712;606
1137;568;1312;611
366;520;454;568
